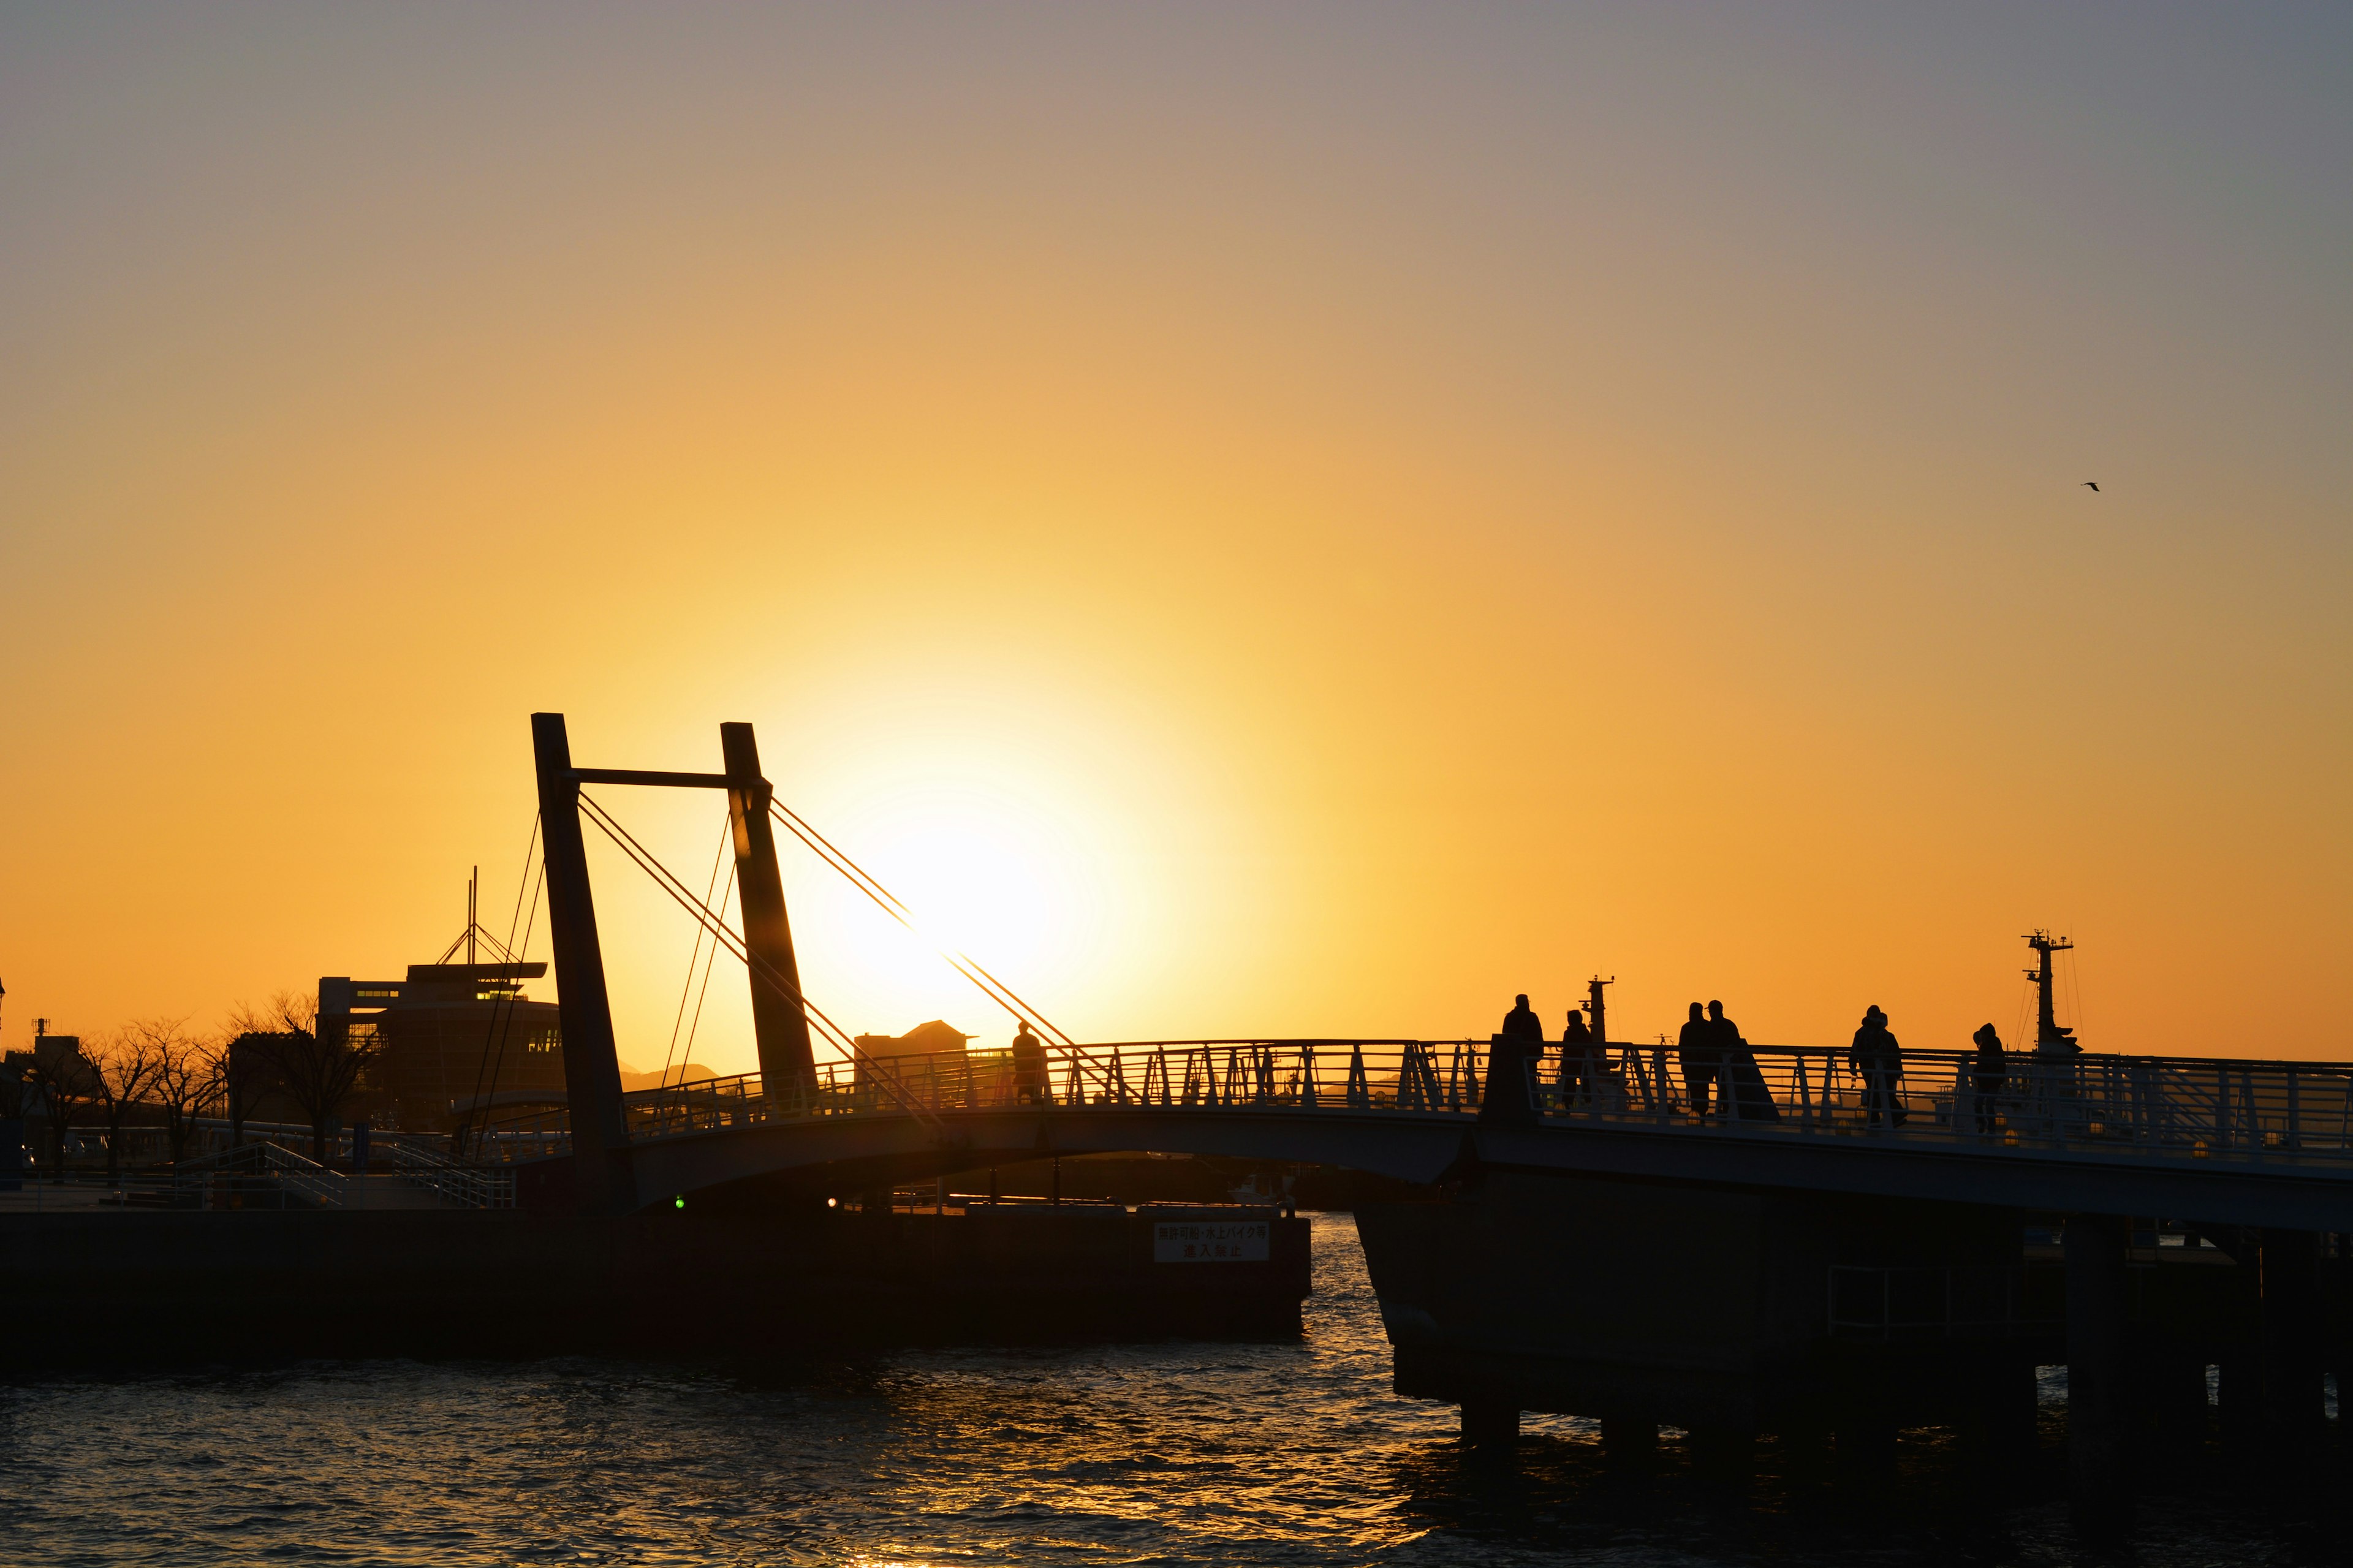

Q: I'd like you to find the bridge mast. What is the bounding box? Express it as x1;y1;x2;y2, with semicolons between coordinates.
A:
2025;930;2078;1054
721;722;818;1099
530;712;635;1213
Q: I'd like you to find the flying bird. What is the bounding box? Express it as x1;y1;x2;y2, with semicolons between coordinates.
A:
2082;481;2100;492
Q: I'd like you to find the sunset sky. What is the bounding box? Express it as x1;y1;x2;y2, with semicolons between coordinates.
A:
3;4;2346;1073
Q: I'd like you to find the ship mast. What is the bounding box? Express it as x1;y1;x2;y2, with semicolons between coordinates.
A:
2023;930;2078;1054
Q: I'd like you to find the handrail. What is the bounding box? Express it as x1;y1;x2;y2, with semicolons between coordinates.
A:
172;1140;348;1208
372;1138;516;1208
161;1138;515;1210
469;1040;2353;1178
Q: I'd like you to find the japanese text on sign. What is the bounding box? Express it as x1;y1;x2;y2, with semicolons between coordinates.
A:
1153;1220;1271;1263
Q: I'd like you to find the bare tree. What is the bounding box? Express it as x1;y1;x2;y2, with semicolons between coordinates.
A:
23;1038;97;1180
146;1021;219;1164
88;1027;167;1183
229;990;375;1162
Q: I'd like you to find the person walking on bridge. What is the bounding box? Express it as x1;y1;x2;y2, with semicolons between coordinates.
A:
1849;1006;1906;1128
1677;1002;1716;1119
1480;994;1543;1126
1711;1000;1780;1124
1968;1022;2007;1135
1560;1008;1599;1108
1012;1021;1051;1107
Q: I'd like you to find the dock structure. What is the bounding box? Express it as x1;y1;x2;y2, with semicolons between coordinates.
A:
479;714;2353;1527
9;713;2338;1527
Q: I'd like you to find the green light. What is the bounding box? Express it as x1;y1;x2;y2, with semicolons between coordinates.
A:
673;1196;685;1209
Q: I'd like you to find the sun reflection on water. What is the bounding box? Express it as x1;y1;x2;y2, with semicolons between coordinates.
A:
0;1216;2322;1566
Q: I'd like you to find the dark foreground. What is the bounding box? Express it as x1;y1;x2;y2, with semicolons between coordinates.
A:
0;1214;2344;1567
0;1197;1308;1362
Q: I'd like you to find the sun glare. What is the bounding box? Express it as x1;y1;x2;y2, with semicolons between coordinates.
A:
784;773;1123;1055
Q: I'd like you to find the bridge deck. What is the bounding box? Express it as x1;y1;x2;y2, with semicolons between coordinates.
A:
479;1041;2353;1226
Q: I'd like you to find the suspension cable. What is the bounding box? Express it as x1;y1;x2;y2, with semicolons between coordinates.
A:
578;792;857;1053
762;798;1115;1097
659;816;732;1091
765;799;1087;1048
474;858;545;1129
678;855;734;1079
576;793;944;1128
459;812;543;1154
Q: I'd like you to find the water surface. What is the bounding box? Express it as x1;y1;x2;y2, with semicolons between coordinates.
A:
0;1213;2333;1565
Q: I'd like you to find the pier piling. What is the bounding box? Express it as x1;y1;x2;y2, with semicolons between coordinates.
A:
2064;1213;2133;1534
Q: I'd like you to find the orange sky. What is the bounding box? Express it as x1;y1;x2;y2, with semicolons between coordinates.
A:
2;6;2347;1071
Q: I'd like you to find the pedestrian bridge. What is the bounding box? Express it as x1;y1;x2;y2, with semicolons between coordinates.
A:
500;715;2353;1231
483;1038;2353;1230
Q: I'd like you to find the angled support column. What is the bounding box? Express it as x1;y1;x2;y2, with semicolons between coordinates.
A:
531;712;634;1214
721;722;817;1101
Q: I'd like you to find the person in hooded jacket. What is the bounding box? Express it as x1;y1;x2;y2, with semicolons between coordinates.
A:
1012;1021;1051;1106
1711;999;1779;1123
1968;1022;2007;1134
1559;1008;1600;1107
1850;1006;1906;1127
1481;994;1544;1125
1677;1002;1716;1118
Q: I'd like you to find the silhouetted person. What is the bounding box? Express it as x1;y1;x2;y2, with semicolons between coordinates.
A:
1482;993;1543;1126
1560;1010;1600;1108
1677;1002;1716;1118
1711;999;1779;1124
1012;1021;1051;1106
1969;1021;2007;1135
1850;1005;1906;1128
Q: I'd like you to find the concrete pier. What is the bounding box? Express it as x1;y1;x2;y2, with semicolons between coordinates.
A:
2259;1228;2325;1446
1358;1170;2346;1513
2064;1213;2132;1533
0;1202;1310;1368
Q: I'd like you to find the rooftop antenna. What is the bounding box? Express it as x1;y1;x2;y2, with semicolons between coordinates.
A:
436;867;520;966
2023;930;2078;1054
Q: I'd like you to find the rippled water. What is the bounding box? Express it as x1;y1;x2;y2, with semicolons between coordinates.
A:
0;1213;2335;1566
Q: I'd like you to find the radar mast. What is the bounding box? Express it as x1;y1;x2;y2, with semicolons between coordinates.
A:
2023;930;2078;1054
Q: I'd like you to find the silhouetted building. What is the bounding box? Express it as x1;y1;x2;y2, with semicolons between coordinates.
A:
321;963;563;1131
852;1020;995;1104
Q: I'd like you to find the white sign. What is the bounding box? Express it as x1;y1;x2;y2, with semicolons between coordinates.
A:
1153;1220;1271;1263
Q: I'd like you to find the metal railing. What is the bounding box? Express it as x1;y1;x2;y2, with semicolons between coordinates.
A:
471;1039;2353;1176
169;1140;350;1208
1534;1042;2353;1161
370;1137;515;1208
129;1139;518;1210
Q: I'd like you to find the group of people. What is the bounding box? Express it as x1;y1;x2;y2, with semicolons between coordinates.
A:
1847;1007;2015;1131
1491;994;2020;1131
1675;999;1780;1123
1491;993;1783;1123
1488;997;1610;1107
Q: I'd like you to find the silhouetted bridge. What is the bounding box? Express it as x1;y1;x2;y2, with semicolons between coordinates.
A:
488;1036;2353;1230
499;712;2353;1232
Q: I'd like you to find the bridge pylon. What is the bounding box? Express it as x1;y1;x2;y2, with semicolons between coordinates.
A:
526;713;822;1211
721;722;817;1099
530;712;635;1214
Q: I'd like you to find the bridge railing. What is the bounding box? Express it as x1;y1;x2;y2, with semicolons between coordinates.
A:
471;1039;2353;1170
1533;1042;2353;1161
472;1040;1498;1159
